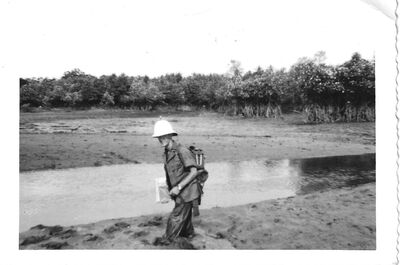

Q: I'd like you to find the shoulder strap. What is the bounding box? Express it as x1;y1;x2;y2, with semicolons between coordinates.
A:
175;144;187;166
164;164;172;190
176;144;201;169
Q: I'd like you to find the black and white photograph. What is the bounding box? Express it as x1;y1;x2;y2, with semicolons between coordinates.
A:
1;0;398;264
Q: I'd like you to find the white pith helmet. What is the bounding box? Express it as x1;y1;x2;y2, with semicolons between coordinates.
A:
152;118;177;138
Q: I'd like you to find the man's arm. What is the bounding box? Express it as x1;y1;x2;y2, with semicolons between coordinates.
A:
169;167;197;196
164;164;172;190
178;166;197;189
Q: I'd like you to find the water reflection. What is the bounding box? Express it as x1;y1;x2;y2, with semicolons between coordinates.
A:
289;154;375;195
20;153;375;231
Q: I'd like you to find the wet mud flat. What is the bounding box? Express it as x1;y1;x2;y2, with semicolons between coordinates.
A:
19;182;375;250
20;110;375;171
19;110;376;249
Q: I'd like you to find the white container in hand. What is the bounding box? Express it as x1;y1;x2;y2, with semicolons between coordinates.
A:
155;177;171;204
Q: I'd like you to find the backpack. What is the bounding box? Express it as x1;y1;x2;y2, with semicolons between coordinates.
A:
187;145;208;185
176;145;208;216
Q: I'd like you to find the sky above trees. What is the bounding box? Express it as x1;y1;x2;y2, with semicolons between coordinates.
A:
4;0;385;78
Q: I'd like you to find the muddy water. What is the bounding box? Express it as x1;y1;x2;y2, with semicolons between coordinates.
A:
20;153;375;231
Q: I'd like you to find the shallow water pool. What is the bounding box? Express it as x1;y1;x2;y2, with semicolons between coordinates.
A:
20;153;375;231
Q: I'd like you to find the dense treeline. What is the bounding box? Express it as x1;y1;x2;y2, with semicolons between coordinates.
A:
20;52;375;122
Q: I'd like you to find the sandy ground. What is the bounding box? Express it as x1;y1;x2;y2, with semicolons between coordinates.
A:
20;109;375;171
19;183;375;250
19;109;376;249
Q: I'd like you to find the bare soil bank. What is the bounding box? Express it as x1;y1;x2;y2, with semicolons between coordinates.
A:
20;109;375;171
19;183;375;249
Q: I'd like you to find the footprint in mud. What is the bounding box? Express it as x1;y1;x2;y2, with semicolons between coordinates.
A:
152;237;195;249
207;232;226;239
172;238;195;249
141;239;150;245
295;244;304;249
351;223;374;235
117;154;130;162
263;232;272;237
29;224;76;238
138;216;163;227
365;226;375;234
103;222;131;234
152;237;170;246
40;241;69;249
130;230;149;238
58;229;77;239
251;238;264;245
20;235;50;246
83;234;104;242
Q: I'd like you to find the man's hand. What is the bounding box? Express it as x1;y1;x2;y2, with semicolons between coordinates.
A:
169;186;180;196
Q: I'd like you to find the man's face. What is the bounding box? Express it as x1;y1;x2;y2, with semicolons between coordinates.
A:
158;135;171;148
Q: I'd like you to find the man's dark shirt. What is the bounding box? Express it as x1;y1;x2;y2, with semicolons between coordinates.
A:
163;140;200;203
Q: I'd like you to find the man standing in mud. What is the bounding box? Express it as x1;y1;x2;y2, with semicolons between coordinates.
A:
152;119;200;245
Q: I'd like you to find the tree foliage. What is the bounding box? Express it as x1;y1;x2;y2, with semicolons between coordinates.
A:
20;52;375;122
336;53;375;107
129;76;165;109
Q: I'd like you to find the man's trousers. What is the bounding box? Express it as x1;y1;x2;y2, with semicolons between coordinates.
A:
164;197;195;241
